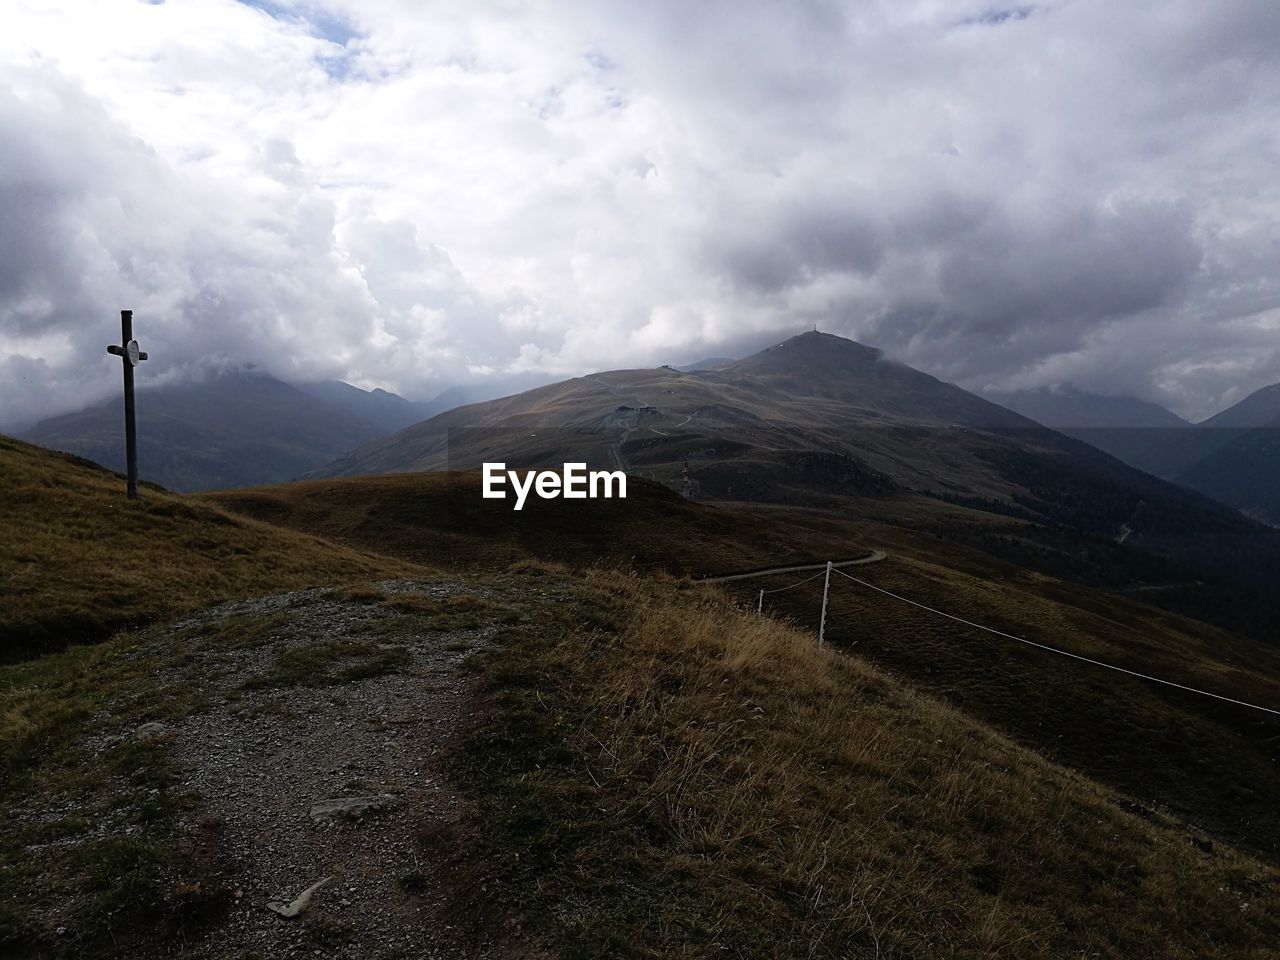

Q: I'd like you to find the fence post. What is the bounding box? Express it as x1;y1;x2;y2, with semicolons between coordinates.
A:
757;589;764;615
818;560;832;644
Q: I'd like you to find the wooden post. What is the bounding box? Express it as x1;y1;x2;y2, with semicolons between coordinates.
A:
121;310;138;499
757;589;764;615
818;560;832;644
106;309;148;499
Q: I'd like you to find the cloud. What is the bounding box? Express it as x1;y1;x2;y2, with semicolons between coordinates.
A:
2;0;1279;427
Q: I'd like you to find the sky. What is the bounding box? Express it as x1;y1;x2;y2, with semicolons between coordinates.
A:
2;0;1279;427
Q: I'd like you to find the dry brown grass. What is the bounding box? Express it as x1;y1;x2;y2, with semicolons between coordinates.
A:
0;437;421;657
742;550;1280;862
197;469;878;576
463;572;1280;958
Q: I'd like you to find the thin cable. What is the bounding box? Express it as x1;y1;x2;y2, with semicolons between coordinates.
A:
761;570;826;594
831;568;1280;717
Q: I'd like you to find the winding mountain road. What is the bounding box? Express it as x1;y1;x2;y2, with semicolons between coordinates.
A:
696;550;887;584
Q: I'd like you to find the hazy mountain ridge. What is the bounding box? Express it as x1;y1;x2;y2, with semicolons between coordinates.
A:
293;379;435;434
988;385;1191;430
1035;380;1280;526
1202;382;1280;429
22;372;392;492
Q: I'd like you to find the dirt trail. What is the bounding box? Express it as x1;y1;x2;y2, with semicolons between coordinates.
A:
696;550;887;584
128;580;543;960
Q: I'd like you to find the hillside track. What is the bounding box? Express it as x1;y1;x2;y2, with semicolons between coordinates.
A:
696;550;887;584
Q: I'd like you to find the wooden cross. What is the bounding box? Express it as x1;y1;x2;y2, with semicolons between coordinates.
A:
106;309;148;499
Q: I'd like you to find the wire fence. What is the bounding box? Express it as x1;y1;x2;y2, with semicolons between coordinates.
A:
721;557;1280;717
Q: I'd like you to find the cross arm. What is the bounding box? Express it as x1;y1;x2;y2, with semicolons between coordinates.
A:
107;344;147;361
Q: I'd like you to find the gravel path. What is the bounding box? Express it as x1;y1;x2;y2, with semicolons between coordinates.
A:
125;579;535;959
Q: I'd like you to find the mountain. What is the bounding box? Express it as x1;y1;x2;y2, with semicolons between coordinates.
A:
1171;383;1280;525
313;332;1280;638
1201;382;1280;429
319;332;1042;488
988;385;1190;430
293;379;433;433
22;371;392;492
986;385;1199;491
315;331;1197;511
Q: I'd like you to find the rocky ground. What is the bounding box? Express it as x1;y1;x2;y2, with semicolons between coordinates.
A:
78;579;545;959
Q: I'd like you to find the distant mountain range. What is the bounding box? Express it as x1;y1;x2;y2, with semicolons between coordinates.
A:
20;338;1280;530
1138;384;1280;526
991;382;1280;526
413;372;559;419
293;379;434;434
989;385;1190;431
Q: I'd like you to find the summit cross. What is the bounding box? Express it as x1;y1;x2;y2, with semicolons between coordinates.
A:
105;309;149;499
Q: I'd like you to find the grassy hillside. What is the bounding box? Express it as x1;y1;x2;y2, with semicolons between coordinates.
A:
0;436;419;658
461;570;1280;957
727;545;1280;861
5;443;1279;956
204;471;1280;861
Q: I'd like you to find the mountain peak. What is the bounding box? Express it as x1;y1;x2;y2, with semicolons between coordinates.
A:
779;329;882;356
728;330;883;376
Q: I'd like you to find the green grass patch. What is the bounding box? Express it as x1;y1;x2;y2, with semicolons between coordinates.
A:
242;639;411;690
0;630;216;956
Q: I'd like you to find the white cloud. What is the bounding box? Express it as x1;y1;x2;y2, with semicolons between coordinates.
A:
2;0;1280;427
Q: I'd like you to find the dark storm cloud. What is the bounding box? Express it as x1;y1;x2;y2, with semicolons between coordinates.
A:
0;77;132;338
718;200;886;293
926;200;1201;343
